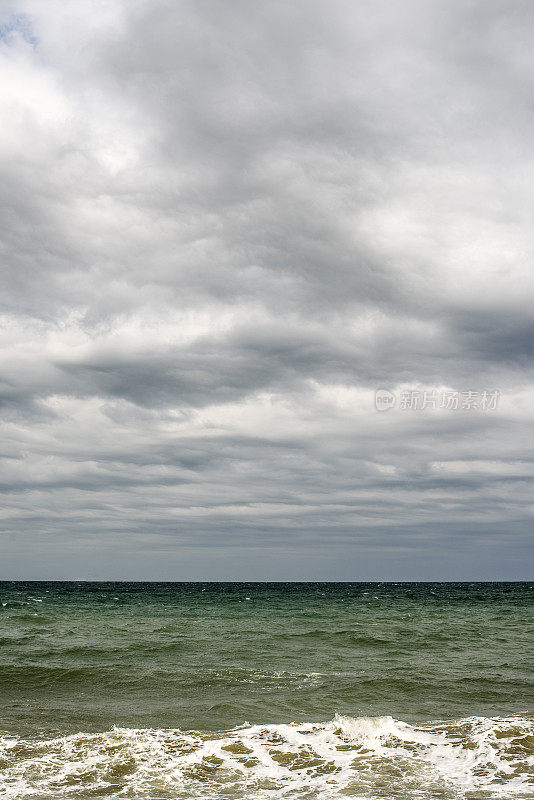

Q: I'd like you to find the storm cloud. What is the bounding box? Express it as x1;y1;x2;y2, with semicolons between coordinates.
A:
1;0;533;578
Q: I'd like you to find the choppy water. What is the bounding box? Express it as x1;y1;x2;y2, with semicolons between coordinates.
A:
0;582;532;798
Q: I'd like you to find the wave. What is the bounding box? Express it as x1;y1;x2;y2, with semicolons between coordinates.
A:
0;714;532;799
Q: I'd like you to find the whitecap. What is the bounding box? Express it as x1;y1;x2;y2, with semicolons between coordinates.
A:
0;714;531;799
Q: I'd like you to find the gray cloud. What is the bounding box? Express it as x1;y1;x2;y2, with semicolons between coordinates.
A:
0;0;533;578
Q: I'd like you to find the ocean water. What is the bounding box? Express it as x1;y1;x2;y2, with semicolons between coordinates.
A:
0;581;532;799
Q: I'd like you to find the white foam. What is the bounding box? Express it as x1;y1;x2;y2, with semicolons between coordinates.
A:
0;714;532;799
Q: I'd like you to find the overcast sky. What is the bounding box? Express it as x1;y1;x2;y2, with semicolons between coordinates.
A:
0;0;533;580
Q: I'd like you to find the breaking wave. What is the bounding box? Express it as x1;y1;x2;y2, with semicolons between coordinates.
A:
0;713;532;799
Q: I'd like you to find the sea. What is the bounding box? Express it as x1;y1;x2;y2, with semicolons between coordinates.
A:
0;581;532;799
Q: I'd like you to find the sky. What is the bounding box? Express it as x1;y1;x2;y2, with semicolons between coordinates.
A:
0;0;533;580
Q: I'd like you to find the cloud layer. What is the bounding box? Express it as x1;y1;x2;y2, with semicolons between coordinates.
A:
1;0;533;578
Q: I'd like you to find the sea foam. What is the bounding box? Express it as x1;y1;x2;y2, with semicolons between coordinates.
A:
0;714;532;799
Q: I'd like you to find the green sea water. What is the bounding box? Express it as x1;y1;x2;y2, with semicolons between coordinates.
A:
0;581;532;798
